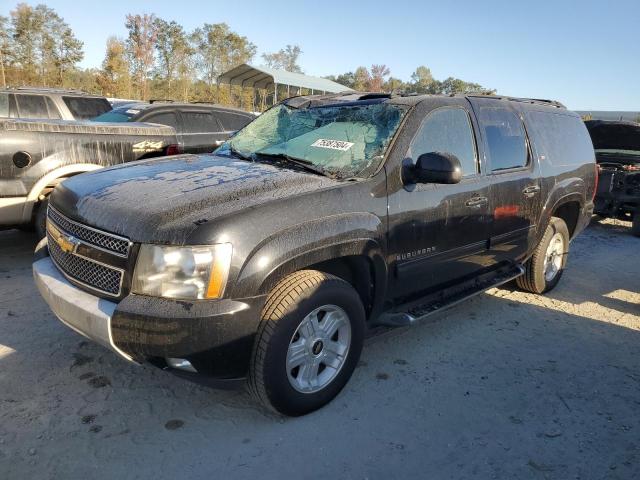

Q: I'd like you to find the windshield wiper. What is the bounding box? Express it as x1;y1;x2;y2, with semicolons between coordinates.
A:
255;152;338;178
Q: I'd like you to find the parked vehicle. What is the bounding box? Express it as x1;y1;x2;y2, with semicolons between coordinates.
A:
0;87;112;120
585;120;640;236
34;92;596;415
91;102;256;154
1;118;178;237
106;97;140;108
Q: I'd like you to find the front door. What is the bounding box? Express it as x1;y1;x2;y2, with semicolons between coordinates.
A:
387;101;492;302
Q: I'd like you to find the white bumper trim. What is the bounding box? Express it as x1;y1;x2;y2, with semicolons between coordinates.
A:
33;256;136;363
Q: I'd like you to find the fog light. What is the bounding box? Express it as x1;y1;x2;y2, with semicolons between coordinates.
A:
166;357;197;373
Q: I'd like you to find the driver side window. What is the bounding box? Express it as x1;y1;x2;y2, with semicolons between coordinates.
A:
408;107;478;176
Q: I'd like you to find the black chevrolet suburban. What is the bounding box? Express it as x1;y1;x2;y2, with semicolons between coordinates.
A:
33;92;596;415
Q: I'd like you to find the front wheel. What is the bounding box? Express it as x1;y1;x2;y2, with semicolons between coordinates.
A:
516;217;570;294
248;270;365;416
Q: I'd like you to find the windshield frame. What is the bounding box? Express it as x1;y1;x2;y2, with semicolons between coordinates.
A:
218;100;410;180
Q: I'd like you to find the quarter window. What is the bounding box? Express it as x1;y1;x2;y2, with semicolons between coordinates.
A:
479;108;529;171
409;107;478;176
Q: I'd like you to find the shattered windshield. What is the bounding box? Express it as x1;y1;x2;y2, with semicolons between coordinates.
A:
217;102;407;178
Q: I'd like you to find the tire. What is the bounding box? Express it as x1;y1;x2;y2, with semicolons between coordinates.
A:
516;217;570;294
248;270;365;416
632;212;640;237
34;197;49;240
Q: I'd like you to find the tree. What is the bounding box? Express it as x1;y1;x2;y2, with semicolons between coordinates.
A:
262;44;302;72
329;71;355;90
0;15;10;87
410;66;435;93
191;23;256;87
439;77;495;95
8;3;83;86
9;3;40;82
125;13;157;100
153;18;193;87
98;36;131;97
43;8;83;85
353;66;371;91
368;64;390;92
384;77;406;93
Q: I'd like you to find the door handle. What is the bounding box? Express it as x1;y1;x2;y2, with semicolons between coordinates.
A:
522;185;540;197
465;196;488;208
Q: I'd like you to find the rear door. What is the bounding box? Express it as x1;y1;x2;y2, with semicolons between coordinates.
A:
469;98;543;265
13;94;55;120
179;110;227;153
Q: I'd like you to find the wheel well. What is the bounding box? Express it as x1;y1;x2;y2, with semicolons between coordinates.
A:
307;256;374;317
552;201;581;237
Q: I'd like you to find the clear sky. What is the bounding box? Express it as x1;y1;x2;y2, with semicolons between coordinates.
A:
4;0;639;110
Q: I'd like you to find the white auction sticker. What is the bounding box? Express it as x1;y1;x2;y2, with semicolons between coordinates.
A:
311;139;354;151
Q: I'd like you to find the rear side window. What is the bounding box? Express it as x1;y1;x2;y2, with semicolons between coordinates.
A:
62;96;112;120
216;112;253;132
143;111;179;129
182;111;221;133
15;94;49;119
408;107;478;176
526;111;594;166
0;93;8;117
479;108;529;171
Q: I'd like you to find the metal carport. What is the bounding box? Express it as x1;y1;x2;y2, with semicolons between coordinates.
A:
217;64;353;110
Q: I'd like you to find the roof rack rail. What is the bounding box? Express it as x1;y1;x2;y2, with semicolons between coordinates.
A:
3;86;92;95
467;94;566;109
149;99;175;104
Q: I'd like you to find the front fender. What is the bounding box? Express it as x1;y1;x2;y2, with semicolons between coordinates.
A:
230;212;386;298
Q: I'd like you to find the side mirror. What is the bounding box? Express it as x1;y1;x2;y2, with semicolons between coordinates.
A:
404;152;462;185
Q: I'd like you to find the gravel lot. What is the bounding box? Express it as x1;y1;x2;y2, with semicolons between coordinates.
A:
1;218;638;480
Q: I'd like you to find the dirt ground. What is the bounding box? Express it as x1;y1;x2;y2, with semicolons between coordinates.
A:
0;218;638;480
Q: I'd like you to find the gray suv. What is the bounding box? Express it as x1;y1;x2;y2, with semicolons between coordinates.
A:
0;87;112;121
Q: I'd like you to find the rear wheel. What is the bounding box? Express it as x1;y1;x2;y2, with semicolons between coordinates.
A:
632;212;640;237
516;217;569;294
248;270;365;416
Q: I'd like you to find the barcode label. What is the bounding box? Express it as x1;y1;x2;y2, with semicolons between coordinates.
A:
311;139;354;151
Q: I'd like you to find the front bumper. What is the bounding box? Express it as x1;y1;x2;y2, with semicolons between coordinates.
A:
34;249;267;379
34;256;135;362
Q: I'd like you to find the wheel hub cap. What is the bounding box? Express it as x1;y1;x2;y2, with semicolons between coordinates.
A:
543;232;565;282
286;304;351;394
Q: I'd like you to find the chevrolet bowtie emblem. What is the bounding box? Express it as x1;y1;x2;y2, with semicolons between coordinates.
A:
47;221;80;254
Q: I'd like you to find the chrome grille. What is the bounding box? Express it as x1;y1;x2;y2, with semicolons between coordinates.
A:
48;206;131;257
47;230;123;297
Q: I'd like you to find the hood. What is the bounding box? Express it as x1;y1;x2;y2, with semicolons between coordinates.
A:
51;153;338;244
585;120;640;151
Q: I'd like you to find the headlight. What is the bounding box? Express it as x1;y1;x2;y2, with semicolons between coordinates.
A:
132;244;232;300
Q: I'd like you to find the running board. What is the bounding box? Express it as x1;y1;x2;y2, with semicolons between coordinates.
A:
373;264;525;328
